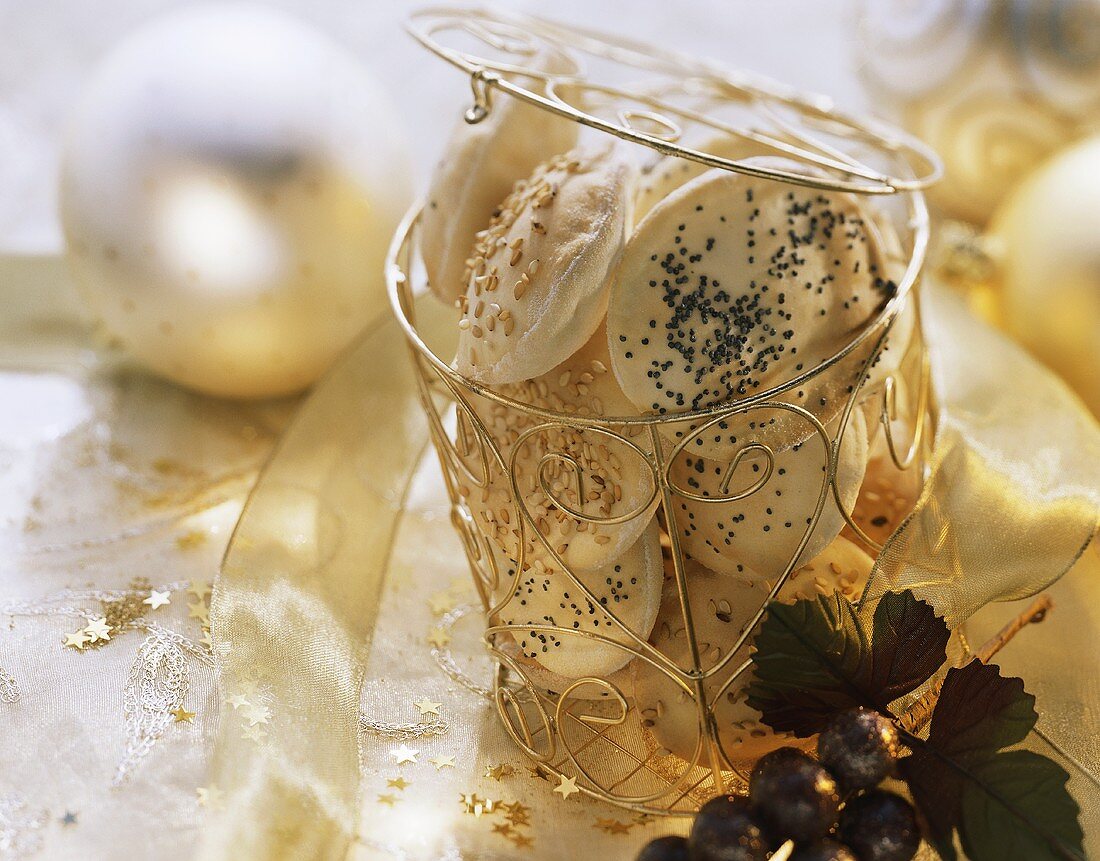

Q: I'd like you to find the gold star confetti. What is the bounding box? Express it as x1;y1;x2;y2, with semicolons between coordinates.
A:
504;803;531;827
242;703;270;726
527;764;552;782
594;817;633;835
63;630;90;650
376;793;399;807
196;786;224;810
458;793;497;817
241;724;268;743
386;776;411;791
510;833;534;849
200;629;214;649
84;617;112;643
188;580;212;601
171;706;196;724
188;601;210;623
413;698;442;716
426;627;451;649
429;754;456;770
391;745;419;765
60;811;78;826
485;763;516;781
632;812;656;826
553;775;580;800
143;590;171;609
491;822;515;837
228;693;250;710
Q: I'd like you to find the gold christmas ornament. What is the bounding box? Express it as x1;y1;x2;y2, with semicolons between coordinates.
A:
857;0;1100;225
989;135;1100;417
59;3;412;399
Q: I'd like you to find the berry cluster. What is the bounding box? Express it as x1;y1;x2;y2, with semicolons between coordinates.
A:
636;708;921;861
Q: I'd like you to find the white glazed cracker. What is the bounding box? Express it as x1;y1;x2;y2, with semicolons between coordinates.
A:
491;520;663;679
607;164;894;457
467;323;656;571
633;537;872;764
668;408;869;577
420;48;579;304
634;133;761;221
454;145;635;384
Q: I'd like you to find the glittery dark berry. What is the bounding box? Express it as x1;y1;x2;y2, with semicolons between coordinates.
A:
749;747;840;845
817;707;900;791
838;790;921;861
789;839;859;861
689;794;768;861
636;835;690;861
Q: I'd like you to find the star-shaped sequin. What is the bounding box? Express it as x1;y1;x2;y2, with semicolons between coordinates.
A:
485;763;516;781
241;724;268;743
386;776;411;791
63;630;90;650
553;775;580;800
60;811;78;826
84;618;112;643
188;601;210;623
429;755;455;770
459;793;496;817
504;803;531;826
413;698;442;716
391;745;419;765
196;786;224;810
228;693;250;710
242;703;270;726
594;817;632;835
510;833;534;848
426;627;451;649
143;590;171;609
171;706;196;723
188;580;212;601
376;793;399;807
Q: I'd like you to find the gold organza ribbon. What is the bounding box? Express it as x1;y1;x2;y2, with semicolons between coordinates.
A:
198;299;452;860
200;286;1099;857
869;284;1100;625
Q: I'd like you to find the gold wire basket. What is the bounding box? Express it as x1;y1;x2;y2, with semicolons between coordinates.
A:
388;7;940;816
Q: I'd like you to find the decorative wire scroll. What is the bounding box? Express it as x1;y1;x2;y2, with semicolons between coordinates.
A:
392;7;936;816
389;208;932;815
407;6;943;195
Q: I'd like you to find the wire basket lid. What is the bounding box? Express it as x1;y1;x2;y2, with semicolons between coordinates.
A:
407;6;943;195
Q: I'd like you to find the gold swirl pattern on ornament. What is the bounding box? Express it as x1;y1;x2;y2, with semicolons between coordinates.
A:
857;0;989;98
1010;0;1100;114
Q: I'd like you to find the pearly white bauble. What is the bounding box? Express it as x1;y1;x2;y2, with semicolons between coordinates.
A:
60;3;412;399
990;136;1100;418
